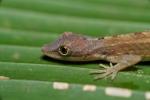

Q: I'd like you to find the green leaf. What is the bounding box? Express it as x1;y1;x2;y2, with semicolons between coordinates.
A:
0;7;149;35
0;0;150;99
0;61;150;91
0;80;145;100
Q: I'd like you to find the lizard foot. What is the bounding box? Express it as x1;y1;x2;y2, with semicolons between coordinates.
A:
90;63;118;80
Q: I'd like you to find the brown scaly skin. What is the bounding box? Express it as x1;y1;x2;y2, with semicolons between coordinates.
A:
42;32;150;80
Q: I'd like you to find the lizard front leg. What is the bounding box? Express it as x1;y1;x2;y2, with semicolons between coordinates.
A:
91;54;142;80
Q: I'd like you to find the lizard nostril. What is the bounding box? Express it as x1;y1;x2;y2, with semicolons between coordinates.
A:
42;46;49;53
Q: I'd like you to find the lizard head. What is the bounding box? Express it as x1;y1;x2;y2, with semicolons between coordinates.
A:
42;32;105;61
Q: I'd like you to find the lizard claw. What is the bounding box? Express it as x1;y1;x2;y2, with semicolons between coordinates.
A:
90;63;118;80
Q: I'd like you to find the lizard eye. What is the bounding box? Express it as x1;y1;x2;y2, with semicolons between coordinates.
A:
58;45;70;56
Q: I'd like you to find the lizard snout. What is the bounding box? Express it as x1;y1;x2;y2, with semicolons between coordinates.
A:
42;45;50;53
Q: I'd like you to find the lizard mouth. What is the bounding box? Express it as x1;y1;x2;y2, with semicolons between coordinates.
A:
41;45;61;59
43;51;63;60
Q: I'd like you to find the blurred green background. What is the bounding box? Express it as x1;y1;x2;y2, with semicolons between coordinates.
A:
0;0;150;100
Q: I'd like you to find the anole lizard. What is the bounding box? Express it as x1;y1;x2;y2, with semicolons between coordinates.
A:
42;32;150;80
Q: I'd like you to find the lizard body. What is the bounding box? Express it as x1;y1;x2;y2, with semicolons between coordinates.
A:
42;32;150;80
